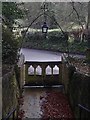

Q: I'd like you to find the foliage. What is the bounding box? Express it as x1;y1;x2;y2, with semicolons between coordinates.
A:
22;31;87;54
22;31;68;52
2;2;24;65
2;2;24;30
68;42;87;53
2;26;19;64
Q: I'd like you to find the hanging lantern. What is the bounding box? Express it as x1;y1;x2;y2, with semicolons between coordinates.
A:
42;22;48;33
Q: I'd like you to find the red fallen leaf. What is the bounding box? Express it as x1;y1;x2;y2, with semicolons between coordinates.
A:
18;109;25;120
40;91;74;119
18;117;22;120
20;95;24;98
18;98;24;106
40;96;44;100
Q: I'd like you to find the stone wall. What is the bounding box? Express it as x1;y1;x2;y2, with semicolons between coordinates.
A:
2;66;20;118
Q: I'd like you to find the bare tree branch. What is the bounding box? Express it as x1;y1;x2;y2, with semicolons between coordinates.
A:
70;1;84;29
19;12;44;51
64;9;74;21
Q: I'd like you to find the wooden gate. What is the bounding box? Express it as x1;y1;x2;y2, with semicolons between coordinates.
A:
24;61;62;86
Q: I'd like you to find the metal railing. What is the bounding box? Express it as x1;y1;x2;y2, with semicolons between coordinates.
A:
3;107;18;120
78;104;90;120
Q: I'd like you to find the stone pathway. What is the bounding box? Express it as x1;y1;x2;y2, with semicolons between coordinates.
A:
0;78;2;120
20;88;46;119
19;87;74;119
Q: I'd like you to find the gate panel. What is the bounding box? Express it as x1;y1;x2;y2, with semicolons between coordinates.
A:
24;61;62;86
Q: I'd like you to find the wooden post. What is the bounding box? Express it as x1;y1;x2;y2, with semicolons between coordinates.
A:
59;63;62;83
25;63;29;84
42;64;46;86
